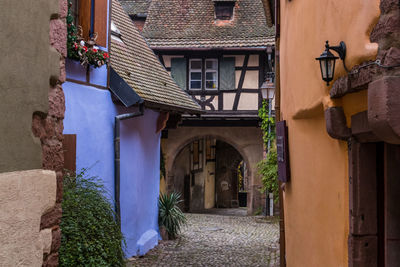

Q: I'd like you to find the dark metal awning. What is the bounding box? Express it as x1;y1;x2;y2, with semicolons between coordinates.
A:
109;67;143;107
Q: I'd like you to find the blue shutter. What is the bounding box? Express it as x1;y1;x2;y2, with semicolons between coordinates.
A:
171;58;187;90
220;57;235;90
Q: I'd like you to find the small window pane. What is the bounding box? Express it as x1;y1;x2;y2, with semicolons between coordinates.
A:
191;72;202;80
206;60;217;70
206;72;217;80
215;4;234;20
206;81;217;89
191;60;202;69
191;81;201;89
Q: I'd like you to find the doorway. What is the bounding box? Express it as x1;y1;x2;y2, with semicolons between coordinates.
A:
349;142;400;266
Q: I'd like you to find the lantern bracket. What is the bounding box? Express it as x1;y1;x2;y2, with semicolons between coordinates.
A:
325;41;349;72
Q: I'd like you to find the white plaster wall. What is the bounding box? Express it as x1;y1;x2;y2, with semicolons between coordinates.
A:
248;55;259;67
238;93;259;110
0;170;56;267
223;93;236;110
242;70;259;89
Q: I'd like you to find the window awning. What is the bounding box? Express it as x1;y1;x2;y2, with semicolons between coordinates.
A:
109;67;143;107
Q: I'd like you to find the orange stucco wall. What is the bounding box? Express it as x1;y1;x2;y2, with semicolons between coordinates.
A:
279;0;380;266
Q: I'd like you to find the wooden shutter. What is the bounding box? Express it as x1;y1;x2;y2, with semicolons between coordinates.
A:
276;120;290;182
79;0;92;40
171;58;187;90
94;0;108;47
220;57;235;90
63;134;77;174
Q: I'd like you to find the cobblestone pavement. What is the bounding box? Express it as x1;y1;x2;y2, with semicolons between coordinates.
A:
127;213;280;267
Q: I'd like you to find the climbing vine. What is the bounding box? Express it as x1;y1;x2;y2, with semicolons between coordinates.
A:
258;100;275;147
257;100;278;203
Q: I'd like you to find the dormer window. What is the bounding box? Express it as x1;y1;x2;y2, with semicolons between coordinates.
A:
214;1;235;20
111;21;124;43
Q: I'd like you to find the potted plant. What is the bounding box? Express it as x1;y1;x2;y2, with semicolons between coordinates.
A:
158;192;187;240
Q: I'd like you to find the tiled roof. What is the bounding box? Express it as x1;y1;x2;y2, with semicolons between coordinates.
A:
119;0;152;16
111;0;201;112
142;0;275;49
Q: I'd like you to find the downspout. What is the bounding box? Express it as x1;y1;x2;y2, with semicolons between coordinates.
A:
114;103;144;222
274;0;286;266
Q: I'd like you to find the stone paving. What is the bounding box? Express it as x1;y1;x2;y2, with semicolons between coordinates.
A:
127;212;280;267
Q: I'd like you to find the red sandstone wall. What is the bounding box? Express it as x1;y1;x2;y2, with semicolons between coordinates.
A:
31;0;67;265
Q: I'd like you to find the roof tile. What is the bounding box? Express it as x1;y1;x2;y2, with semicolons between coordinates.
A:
111;0;201;112
141;0;275;48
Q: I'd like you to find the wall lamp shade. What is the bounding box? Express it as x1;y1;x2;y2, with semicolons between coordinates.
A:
316;41;347;85
261;81;275;100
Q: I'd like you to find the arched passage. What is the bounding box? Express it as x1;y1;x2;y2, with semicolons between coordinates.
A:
162;127;265;215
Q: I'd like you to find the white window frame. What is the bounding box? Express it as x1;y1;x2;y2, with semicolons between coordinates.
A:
189;59;202;90
205;58;218;90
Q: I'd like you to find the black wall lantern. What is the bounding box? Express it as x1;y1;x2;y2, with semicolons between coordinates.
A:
316;40;347;85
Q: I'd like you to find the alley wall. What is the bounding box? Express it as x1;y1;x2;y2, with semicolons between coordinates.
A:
279;0;380;265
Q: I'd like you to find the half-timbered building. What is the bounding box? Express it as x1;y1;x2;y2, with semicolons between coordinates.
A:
121;0;275;214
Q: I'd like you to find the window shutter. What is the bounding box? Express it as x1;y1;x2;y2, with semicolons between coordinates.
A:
171;58;187;90
94;0;108;47
63;134;76;174
220;57;235;90
79;0;92;40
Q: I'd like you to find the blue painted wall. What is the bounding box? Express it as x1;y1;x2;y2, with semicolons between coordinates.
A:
63;81;117;198
63;77;161;257
118;108;161;257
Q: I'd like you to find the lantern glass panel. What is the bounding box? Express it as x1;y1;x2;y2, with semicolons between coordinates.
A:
319;59;327;79
327;58;336;80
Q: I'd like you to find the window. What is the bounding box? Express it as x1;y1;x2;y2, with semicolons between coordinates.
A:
206;59;218;90
189;58;218;90
189;59;202;90
190;139;204;172
111;21;123;43
70;0;79;26
214;2;235;20
73;0;108;47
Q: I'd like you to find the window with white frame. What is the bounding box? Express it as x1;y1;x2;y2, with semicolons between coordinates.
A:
189;59;202;90
205;59;218;90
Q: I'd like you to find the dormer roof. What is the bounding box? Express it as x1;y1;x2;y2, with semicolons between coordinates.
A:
111;0;201;113
140;0;274;49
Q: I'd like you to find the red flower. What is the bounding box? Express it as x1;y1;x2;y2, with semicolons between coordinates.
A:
103;52;109;59
73;42;78;50
93;49;98;53
83;46;88;52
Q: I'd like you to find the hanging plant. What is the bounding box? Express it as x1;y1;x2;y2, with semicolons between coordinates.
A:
67;1;109;68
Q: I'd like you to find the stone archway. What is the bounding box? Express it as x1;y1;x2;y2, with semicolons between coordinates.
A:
163;127;264;215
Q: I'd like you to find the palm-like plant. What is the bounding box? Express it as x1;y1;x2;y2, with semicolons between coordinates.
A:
158;192;187;239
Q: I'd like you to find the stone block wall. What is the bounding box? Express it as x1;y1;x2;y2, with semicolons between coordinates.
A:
32;0;67;265
0;0;66;265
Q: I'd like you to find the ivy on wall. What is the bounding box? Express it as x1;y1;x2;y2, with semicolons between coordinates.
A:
258;100;275;147
257;100;279;203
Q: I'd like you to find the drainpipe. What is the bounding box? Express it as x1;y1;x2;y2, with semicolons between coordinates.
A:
114;103;144;223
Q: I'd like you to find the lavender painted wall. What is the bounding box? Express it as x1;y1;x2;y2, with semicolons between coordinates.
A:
63;0;160;257
63;82;117;197
63;79;161;257
119;108;161;257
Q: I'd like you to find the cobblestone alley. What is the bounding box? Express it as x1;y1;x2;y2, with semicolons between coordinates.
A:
127;212;280;267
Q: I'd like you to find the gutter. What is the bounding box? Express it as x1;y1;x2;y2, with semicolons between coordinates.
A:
114;103;145;222
151;47;272;52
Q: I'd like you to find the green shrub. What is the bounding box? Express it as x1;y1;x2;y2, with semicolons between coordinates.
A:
59;169;125;267
158;192;187;239
257;149;279;203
